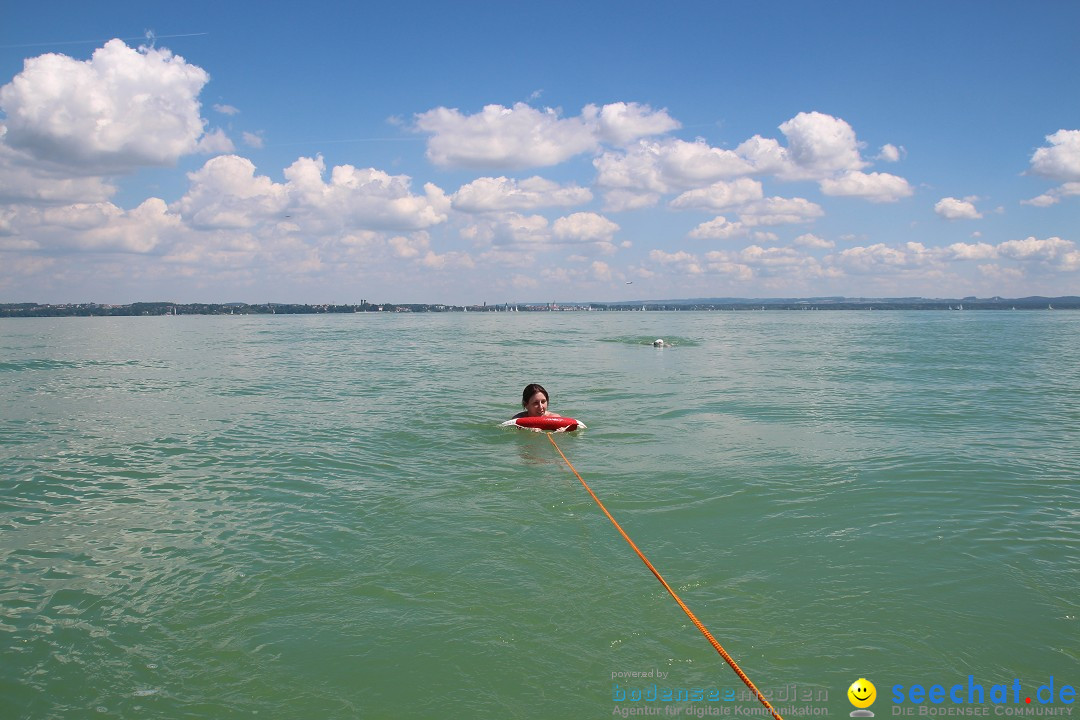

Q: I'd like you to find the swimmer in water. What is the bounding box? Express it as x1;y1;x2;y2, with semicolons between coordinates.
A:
512;383;563;419
652;338;669;347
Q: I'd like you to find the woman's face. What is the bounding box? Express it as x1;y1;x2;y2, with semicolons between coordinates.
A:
523;391;548;417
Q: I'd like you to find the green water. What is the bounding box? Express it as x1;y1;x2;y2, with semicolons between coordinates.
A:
2;311;1078;719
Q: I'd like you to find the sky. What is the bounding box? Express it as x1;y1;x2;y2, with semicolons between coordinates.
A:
1;1;1078;304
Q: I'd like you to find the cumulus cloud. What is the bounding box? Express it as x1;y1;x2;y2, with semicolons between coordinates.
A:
595;138;753;195
820;171;913;202
552;212;619;249
594;111;911;208
242;131;265;149
1024;130;1080;208
415;101;680;170
649;249;703;274
196;128;235;154
1028;129;1080;181
1022;181;1080;207
934;196;982;220
589;260;614;282
214;104;240;116
2;197;181;253
687;197;822;240
602;189;661;212
173;154;450;234
669;178;764;211
451;176;591;212
737;244;811;268
462;212;550;248
416;103;597;169
283;156;450;232
688;216;747;240
778;111;867;180
0;39;213;172
947;241;996;260
174;155;288;229
823;236;1080;280
588;102;680;146
794;233;835;249
996;235;1073;261
831;242;929;273
877;144;902;162
0;139;116;204
738;196;825;226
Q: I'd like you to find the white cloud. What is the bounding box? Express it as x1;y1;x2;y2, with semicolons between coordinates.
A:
794;233;835;249
242;131;265;149
589;260;614;282
287;157;450;232
1028;129;1080;181
0;39;212;172
451;176;591;212
1021;193;1058;207
688;216;746;240
831;242;929;273
2;197;180;253
197;128;235;154
462;212;550;247
594;138;759;196
996;236;1073;262
947;241;996;260
1025;130;1080;208
214;104;240;116
702;254;755;280
415;101;680;170
419;247;475;270
1022;181;1080;207
877;144;902;162
649;249;696;265
669;178;764;211
934;196;983;220
738;196;824;226
552;212;619;244
778;111;867;180
389;233;430;258
820;171;913;202
657;138;757;184
601;189;661;212
0;140;116;204
733;135;788;175
737;244;811;268
588;102;680;146
174;154;450;234
822;236;1080;282
593;142;669;193
649;248;704;274
415;103;597;169
174;155;288;229
594;112;911;208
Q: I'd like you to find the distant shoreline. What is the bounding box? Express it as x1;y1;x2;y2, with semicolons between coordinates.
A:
2;297;1078;317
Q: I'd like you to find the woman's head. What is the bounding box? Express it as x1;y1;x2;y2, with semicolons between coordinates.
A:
521;383;549;416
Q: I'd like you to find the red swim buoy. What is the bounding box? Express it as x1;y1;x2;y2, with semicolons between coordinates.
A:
502;416;586;432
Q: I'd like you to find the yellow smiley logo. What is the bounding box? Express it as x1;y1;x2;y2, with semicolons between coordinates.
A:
848;678;877;709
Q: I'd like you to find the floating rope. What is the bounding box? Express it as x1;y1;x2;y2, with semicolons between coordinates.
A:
547;433;783;720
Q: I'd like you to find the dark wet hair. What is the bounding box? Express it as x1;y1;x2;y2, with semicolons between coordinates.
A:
521;383;549;407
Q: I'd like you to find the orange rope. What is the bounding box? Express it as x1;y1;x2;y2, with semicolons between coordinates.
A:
547;433;783;720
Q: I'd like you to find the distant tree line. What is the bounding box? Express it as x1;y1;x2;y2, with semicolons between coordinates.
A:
1;297;1078;318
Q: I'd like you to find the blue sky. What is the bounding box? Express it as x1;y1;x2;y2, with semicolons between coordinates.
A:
2;1;1077;304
